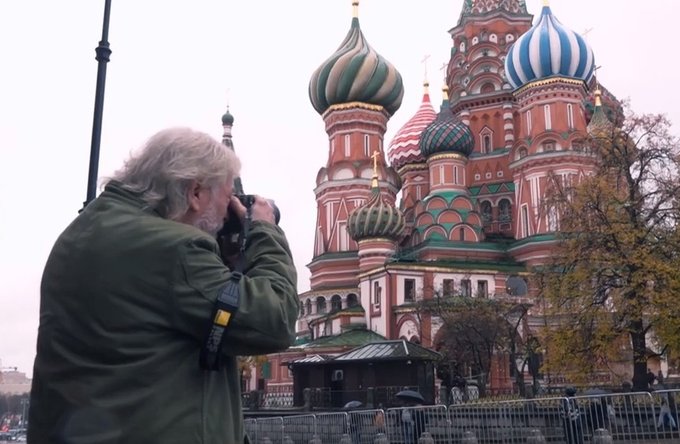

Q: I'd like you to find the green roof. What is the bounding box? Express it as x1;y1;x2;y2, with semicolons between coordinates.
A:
304;328;386;349
334;340;441;362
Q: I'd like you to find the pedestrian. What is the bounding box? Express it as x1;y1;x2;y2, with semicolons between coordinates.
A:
646;368;656;389
561;387;584;444
27;127;299;444
400;400;427;444
657;370;664;385
657;396;677;429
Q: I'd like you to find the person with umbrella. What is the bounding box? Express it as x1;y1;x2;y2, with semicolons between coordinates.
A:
396;390;427;444
343;401;363;444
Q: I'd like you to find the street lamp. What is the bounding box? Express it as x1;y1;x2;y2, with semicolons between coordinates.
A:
83;0;112;210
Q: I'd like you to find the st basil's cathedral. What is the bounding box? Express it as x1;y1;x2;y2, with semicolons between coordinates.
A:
229;0;619;393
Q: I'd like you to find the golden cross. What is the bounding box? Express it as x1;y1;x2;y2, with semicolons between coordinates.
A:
583;27;594;43
371;150;381;177
593;64;602;88
421;54;431;82
440;62;448;84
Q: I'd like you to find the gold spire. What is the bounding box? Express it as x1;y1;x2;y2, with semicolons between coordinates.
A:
442;84;449;101
424;80;430;95
594;88;603;107
352;1;359;18
370;150;380;188
543;0;550;6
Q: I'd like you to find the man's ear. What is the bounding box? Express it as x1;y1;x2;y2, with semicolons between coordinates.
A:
187;180;203;213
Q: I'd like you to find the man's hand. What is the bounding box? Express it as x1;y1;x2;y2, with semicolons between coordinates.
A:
248;196;276;225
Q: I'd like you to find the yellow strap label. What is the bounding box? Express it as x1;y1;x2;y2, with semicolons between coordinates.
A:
214;309;232;327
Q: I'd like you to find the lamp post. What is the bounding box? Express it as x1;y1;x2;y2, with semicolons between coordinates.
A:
83;0;112;209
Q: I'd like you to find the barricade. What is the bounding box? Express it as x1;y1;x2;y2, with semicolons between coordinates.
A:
447;396;566;442
346;409;387;444
242;389;680;443
385;405;448;443
282;414;316;443
315;412;349;443
575;391;657;443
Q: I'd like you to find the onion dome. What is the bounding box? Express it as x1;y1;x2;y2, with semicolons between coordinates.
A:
348;167;405;241
587;88;614;139
419;86;474;158
504;3;595;90
221;108;234;126
387;81;437;170
308;1;404;116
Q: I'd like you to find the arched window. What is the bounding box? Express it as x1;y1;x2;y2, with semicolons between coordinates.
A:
331;294;342;311
506;276;528;296
481;201;492;224
373;282;382;306
305;299;311;315
499;199;512;222
316;296;326;314
479;127;493;154
518;147;528;159
542;141;556;152
480;82;495;94
346;293;359;307
459;227;465;241
484;135;492;152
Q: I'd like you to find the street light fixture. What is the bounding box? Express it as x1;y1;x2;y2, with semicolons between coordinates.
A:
83;0;112;210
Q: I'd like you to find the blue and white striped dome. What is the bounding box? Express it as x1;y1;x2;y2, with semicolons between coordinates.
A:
504;5;595;90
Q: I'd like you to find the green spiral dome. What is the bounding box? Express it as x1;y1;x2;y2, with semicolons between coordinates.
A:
419;96;474;158
347;186;405;241
308;16;404;116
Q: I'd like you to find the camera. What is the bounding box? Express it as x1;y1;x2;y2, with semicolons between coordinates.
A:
217;194;280;258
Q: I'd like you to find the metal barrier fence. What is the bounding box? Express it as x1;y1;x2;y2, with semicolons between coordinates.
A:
244;389;680;443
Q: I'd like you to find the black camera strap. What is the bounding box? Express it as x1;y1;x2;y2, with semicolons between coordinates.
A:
199;208;251;371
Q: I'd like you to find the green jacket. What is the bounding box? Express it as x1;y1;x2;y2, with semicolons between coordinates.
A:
28;183;299;444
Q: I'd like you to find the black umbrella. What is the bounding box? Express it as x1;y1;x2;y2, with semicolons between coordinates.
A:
343;400;363;410
584;388;609;396
396;390;425;404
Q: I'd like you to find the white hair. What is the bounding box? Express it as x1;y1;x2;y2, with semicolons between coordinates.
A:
106;127;240;220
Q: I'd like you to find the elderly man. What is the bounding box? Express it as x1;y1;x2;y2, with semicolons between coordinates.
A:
28;127;299;444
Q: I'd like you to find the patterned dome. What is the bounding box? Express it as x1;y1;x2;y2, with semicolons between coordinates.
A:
348;182;405;241
504;5;595;90
308;4;404;116
419;88;474;158
387;82;437;171
221;108;234;126
587;89;614;139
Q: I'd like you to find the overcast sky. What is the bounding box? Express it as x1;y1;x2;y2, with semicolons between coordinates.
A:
1;0;677;375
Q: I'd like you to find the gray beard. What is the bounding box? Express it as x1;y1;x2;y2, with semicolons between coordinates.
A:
193;200;222;237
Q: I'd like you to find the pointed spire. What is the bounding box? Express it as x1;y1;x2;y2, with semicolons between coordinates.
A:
543;0;550;6
588;87;613;139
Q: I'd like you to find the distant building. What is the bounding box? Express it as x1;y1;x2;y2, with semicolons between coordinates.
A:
0;362;31;395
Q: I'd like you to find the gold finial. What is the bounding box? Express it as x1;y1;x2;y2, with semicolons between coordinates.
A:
592;65;602;106
543;0;550;6
370;150;380;188
594;88;602;107
352;1;359;18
